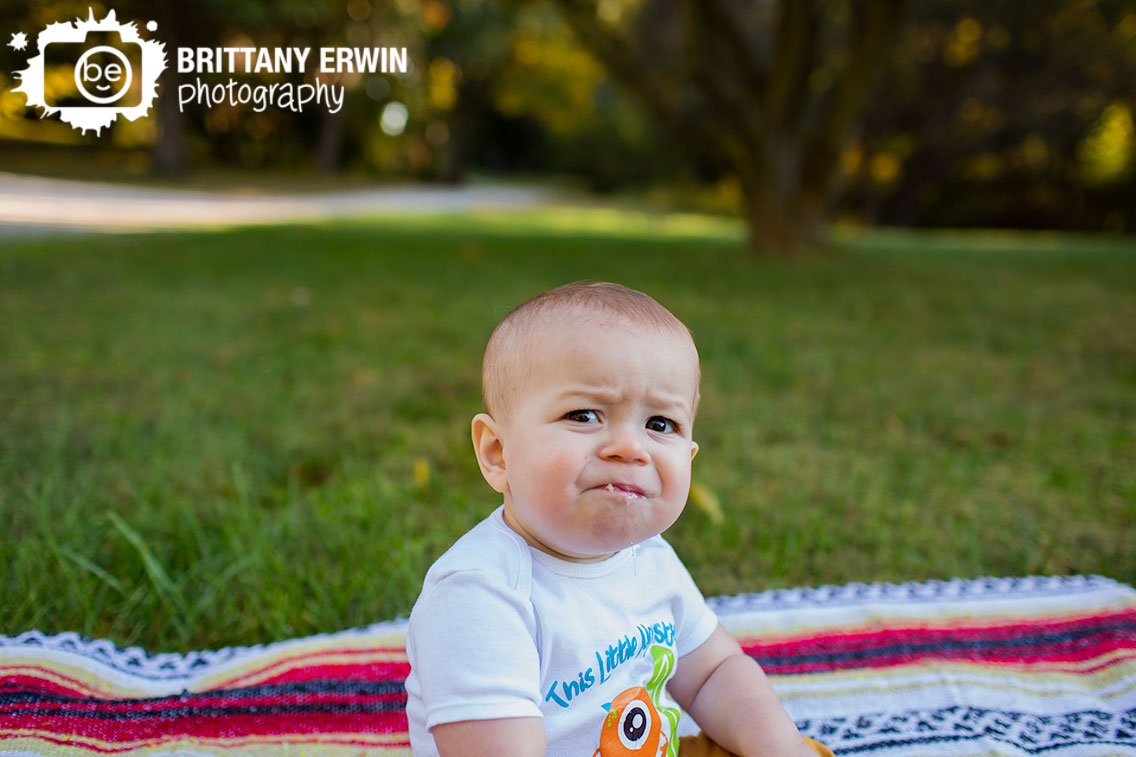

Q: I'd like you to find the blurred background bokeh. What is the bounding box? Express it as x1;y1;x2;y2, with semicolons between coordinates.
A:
2;0;1134;246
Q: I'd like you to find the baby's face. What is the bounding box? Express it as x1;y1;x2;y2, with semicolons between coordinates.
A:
494;319;700;562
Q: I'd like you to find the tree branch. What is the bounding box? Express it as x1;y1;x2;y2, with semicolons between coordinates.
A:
801;0;911;195
549;0;730;172
766;0;821;131
679;0;765;169
688;0;769;98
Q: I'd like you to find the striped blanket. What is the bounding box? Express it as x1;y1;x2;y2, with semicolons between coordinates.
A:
2;575;1134;755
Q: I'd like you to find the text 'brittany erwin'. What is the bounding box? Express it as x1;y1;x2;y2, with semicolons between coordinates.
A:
176;47;408;75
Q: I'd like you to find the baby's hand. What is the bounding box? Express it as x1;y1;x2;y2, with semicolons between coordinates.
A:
669;625;816;756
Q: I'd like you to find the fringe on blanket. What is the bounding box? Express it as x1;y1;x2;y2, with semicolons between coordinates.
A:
2;575;1134;755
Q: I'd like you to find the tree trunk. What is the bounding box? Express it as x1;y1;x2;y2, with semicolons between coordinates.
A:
442;76;488;184
152;65;185;176
317;107;344;173
442;101;471;185
549;0;911;256
149;0;188;176
739;176;827;255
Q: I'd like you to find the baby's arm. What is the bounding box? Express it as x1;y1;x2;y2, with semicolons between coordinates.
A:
668;624;816;757
408;569;545;755
432;716;545;756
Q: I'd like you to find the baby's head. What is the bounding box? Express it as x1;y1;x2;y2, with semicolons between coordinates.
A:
471;282;701;563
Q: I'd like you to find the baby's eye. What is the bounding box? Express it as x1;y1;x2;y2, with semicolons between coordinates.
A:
646;416;676;433
564;409;600;423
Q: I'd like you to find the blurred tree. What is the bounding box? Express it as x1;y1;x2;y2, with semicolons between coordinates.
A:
146;0;223;175
4;0;1131;236
420;0;512;182
489;4;672;189
546;0;912;254
847;0;1136;233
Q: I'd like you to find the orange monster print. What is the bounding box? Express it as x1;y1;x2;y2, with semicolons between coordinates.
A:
593;686;669;756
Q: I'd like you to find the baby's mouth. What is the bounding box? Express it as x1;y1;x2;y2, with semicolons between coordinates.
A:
595;483;646;498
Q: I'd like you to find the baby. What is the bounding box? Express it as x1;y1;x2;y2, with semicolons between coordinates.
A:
406;282;825;756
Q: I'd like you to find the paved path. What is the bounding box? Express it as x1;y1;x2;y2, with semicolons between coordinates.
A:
0;172;558;238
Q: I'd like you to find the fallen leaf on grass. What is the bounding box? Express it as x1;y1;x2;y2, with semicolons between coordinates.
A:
688;481;725;525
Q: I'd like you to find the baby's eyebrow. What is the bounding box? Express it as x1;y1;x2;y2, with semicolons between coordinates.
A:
647;397;694;419
554;386;692;417
554;386;617;397
554;386;621;405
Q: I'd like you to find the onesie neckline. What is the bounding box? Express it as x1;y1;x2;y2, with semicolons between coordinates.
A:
490;505;634;579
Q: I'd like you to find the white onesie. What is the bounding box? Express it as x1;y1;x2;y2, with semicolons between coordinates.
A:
405;506;718;755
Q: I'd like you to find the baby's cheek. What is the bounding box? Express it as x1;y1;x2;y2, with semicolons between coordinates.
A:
540;445;583;483
660;456;692;499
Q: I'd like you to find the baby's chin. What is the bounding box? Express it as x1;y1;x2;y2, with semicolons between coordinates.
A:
547;518;641;560
583;506;673;553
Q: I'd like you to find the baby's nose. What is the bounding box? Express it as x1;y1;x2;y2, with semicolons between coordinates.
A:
600;426;649;463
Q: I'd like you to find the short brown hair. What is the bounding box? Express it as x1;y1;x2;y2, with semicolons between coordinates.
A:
481;281;700;420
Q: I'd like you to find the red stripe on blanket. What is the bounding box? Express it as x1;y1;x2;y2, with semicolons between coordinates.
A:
753;640;1136;674
0;660;413;697
220;648;406;688
1;730;411;754
739;608;1136;673
0;710;411;742
1;673;104;699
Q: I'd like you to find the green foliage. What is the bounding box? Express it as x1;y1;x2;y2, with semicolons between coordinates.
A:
851;0;1136;231
2;215;1133;650
5;1;1133;232
1079;101;1135;185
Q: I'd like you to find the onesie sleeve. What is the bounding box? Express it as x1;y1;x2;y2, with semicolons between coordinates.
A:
660;542;720;658
407;569;543;730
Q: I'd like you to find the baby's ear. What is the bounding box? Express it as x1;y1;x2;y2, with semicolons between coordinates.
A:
690;440;699;461
471;413;509;493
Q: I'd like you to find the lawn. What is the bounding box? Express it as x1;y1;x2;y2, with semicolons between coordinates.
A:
2;211;1134;651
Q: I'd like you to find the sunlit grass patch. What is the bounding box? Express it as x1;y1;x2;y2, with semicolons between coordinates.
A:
2;220;1133;650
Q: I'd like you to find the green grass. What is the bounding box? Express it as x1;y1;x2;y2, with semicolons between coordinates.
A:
2;212;1134;651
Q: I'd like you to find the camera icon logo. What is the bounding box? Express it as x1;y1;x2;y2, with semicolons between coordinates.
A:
11;8;166;135
75;43;134;105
